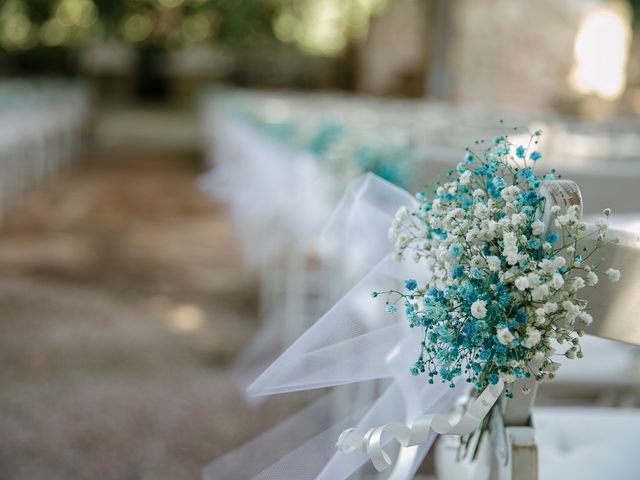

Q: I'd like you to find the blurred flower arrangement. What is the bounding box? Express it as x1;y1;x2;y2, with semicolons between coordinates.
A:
251;116;419;188
375;129;621;398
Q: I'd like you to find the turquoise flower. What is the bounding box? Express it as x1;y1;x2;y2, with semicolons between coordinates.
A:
449;243;463;257
404;279;418;291
470;267;485;280
452;265;464;278
527;238;541;250
546;232;559;244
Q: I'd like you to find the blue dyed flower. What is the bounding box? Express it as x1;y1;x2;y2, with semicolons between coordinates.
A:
494;354;507;367
479;349;492;361
386;304;397;314
470;267;485;280
530;151;542;161
404;279;418;291
427;287;441;298
498;291;511;307
452;265;464;279
520;167;534;179
527;238;541;250
522;190;538;205
449;243;463;258
515;145;525;158
546;232;559;244
432;228;447;239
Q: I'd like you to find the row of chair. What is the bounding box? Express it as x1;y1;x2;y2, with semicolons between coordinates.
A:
0;79;90;225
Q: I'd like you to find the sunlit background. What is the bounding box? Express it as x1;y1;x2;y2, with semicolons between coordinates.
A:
1;0;638;105
1;1;640;480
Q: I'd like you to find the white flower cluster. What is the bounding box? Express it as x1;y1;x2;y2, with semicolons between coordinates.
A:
388;137;621;388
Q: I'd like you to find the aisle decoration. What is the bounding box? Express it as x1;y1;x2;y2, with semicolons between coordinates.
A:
199;91;422;395
204;124;631;480
219;94;420;189
337;129;622;469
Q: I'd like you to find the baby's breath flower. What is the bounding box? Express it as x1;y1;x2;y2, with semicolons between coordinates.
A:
497;327;515;345
515;277;529;291
595;218;609;230
550;273;564;289
471;300;487;319
376;128;620;394
572;277;586;290
522;327;542;348
578;311;593;325
605;268;621;282
500;185;520;203
486;256;501;272
531;220;545;235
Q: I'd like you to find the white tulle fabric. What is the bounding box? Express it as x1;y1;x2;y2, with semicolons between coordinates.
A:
203;168;640;479
203;174;471;479
235;173;420;392
198;103;426;393
199;107;339;392
198;109;334;267
246;175;423;396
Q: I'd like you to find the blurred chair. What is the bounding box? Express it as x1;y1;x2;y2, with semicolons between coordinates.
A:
0;80;89;226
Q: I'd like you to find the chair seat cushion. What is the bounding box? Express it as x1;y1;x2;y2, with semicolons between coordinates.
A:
553;336;640;387
534;408;640;480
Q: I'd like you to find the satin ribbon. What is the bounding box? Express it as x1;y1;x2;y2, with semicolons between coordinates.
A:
336;380;504;471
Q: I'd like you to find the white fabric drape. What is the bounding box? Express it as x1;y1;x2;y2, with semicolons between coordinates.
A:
204;170;640;479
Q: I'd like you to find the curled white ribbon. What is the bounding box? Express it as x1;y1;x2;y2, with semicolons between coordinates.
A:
336;380;504;471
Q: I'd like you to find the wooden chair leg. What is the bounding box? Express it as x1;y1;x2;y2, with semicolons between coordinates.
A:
498;427;537;480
